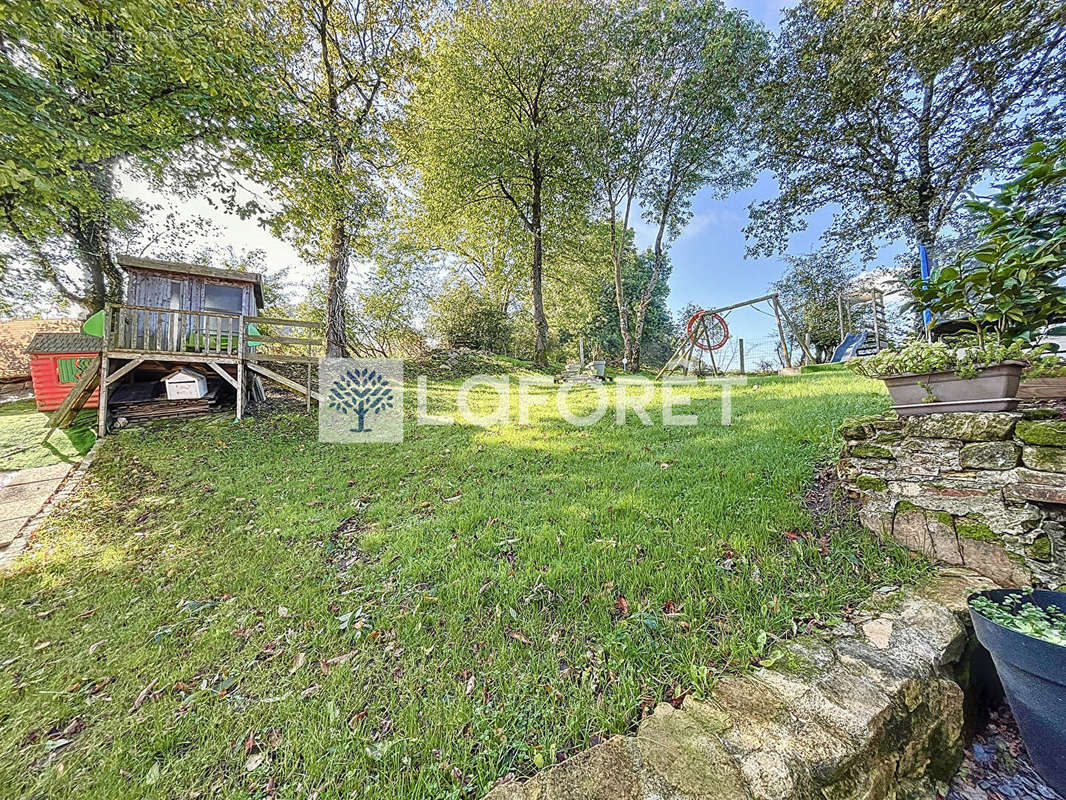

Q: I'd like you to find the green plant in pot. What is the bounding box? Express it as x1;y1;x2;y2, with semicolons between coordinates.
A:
853;140;1066;414
968;589;1066;795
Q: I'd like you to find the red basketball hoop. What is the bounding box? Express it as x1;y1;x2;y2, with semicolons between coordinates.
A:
685;310;729;351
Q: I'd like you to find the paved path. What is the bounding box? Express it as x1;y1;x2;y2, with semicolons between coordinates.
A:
0;462;74;566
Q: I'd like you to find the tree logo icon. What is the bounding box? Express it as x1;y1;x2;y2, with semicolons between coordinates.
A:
319;359;404;443
327;367;396;432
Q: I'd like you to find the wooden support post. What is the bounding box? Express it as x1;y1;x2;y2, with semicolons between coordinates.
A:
105;356;145;386
655;333;691;381
775;302;817;365
579;336;585;368
306;336;312;413
97;305;111;438
97;356;109;437
772;295;792;369
700;317;719;377
837;294;845;341
236;316;246;420
739;338;745;375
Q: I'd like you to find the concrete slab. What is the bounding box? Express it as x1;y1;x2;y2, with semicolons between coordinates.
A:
0;518;24;547
0;479;63;506
0;500;31;522
6;463;75;486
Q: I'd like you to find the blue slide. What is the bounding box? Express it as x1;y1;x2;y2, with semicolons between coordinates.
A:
831;331;868;362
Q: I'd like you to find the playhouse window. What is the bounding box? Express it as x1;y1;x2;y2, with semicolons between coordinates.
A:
203;284;243;314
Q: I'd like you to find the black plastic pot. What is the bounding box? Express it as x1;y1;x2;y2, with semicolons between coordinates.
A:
968;589;1066;795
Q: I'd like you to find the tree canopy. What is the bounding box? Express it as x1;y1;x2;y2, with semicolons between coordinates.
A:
749;0;1066;276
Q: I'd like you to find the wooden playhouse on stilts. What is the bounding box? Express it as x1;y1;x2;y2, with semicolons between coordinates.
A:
45;255;322;440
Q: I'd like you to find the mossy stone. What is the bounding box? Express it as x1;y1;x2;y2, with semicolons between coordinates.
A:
959;441;1020;470
1021;408;1061;421
955;516;1000;544
839;416;876;440
1015;420;1066;447
856;475;888;491
850;443;894;459
904;413;1017;441
1022;446;1066;473
1027;535;1053;562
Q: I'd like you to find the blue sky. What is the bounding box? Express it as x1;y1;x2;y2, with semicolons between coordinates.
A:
127;0;908;344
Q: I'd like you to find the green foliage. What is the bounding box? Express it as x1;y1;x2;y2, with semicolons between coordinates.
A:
589;0;766;368
585;247;676;366
428;282;513;353
971;591;1066;647
851;338;1042;379
403;0;605;365
0;0;273;309
749;0;1066;273
906;141;1066;346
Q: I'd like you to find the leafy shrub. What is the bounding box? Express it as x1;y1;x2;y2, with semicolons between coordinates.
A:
906;140;1066;346
429;282;513;353
851;338;1043;379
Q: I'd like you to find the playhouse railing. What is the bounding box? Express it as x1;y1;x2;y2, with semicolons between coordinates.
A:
102;304;323;362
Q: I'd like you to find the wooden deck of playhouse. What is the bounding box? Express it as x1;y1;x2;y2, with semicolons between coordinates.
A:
95;303;322;436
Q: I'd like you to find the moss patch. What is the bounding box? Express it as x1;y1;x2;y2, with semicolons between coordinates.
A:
850;443;894;459
955;516;1000;544
856;475;888;492
1027;535;1053;562
1015;420;1066;447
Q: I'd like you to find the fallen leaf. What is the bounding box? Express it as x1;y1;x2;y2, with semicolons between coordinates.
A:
614;595;630;616
465;673;476;696
289;653;306;674
506;629;533;646
245;752;268;772
130;679;159;713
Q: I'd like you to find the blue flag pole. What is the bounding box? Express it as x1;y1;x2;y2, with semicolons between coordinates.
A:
919;243;933;340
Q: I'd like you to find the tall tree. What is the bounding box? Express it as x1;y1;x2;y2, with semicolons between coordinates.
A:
593;0;765;371
404;0;603;366
238;0;425;356
749;0;1066;277
0;0;271;311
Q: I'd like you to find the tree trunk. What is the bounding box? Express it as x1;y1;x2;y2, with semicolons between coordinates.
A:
530;156;549;367
632;201;672;372
911;80;938;334
65;159;121;312
609;208;634;370
325;214;350;357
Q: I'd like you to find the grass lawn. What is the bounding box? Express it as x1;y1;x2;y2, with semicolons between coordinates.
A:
0;369;926;799
0;400;96;471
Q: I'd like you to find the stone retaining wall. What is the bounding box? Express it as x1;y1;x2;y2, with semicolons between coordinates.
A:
486;570;995;800
837;410;1066;589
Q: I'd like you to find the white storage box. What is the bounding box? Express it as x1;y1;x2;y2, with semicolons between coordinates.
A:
161;367;208;400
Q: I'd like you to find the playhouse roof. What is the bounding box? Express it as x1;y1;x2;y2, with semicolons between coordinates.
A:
117;255;264;307
26;332;102;355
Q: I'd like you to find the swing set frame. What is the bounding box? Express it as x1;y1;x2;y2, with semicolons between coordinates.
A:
655;293;814;380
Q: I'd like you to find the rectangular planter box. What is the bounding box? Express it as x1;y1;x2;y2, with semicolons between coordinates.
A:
1018;377;1066;400
882;362;1024;416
